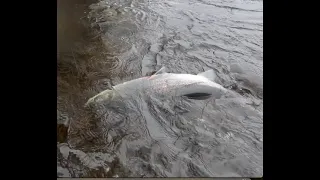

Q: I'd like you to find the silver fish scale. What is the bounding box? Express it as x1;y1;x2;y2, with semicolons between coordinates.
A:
144;74;206;97
113;73;219;99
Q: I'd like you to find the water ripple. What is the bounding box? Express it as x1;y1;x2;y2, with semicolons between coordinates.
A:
58;0;263;177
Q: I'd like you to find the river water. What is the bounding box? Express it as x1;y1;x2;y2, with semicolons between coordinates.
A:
57;0;263;177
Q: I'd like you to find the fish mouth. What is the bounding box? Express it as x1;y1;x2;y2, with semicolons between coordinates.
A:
183;93;213;100
182;88;227;100
180;83;229;100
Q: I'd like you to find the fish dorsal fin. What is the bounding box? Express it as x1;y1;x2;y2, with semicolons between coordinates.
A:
153;67;167;75
197;69;217;82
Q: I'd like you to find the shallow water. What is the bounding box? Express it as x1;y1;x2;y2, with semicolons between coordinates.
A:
57;0;263;177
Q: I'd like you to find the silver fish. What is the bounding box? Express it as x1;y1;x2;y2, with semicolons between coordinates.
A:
86;67;229;107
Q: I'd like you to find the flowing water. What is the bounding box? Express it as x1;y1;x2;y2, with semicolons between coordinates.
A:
57;0;263;177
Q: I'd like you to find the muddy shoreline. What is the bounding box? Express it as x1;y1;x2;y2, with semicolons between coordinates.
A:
57;0;101;143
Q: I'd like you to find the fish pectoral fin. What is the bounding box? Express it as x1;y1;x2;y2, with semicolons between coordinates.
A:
197;69;217;82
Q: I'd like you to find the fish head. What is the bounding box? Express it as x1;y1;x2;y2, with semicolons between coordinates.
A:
178;80;229;100
145;70;229;100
